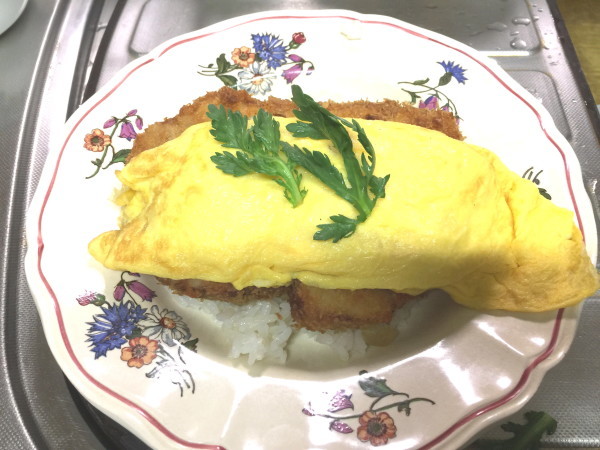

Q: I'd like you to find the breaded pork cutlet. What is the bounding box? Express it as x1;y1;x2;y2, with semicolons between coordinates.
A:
129;87;463;332
129;87;463;160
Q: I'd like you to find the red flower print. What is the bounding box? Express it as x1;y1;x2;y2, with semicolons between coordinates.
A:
120;336;159;368
83;129;111;152
357;411;397;446
292;32;306;44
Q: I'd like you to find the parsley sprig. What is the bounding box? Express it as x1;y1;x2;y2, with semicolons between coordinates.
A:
282;85;390;242
207;86;390;243
207;105;307;207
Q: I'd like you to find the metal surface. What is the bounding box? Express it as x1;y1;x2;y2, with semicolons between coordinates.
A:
0;1;104;448
0;0;599;448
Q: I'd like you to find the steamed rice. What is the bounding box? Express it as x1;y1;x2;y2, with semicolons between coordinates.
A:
190;296;415;365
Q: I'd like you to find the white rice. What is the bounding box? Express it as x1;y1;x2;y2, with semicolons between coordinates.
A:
190;296;415;365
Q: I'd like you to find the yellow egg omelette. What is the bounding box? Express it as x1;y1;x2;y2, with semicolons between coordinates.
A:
88;118;599;312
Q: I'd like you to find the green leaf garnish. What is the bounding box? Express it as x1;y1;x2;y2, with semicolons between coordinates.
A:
470;411;557;450
283;85;390;242
207;104;307;207
207;86;389;242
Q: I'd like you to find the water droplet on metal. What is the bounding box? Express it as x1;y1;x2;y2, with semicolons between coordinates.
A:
510;30;520;36
512;17;531;25
510;38;527;49
549;61;559;66
533;15;540;21
487;21;508;31
527;87;542;101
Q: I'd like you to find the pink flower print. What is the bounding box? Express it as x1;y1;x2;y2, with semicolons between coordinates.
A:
119;121;137;141
418;95;439;110
418;95;452;113
330;420;353;434
113;284;126;301
127;280;156;301
282;64;303;84
302;407;315;416
76;291;105;306
77;291;95;306
328;389;354;412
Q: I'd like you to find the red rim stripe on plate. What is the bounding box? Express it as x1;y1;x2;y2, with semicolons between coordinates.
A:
419;308;564;449
36;58;223;450
35;13;581;449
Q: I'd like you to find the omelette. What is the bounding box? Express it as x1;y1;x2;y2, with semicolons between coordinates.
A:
89;112;599;314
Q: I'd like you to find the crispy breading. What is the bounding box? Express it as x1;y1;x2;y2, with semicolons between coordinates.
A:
289;281;412;331
129;86;463;159
131;87;462;331
157;277;288;306
158;276;413;331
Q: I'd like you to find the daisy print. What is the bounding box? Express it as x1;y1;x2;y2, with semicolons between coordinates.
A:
198;31;314;95
138;305;192;346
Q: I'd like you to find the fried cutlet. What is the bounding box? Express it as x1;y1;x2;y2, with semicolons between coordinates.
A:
129;87;463;332
289;281;413;331
129;86;463;160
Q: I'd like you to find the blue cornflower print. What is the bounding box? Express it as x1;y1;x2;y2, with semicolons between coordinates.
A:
86;301;146;358
199;30;313;95
251;33;287;69
399;60;468;119
438;61;468;84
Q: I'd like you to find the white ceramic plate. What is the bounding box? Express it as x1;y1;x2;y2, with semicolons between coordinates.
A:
0;0;28;35
25;10;597;450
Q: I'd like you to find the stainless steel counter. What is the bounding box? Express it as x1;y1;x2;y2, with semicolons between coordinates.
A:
1;0;599;448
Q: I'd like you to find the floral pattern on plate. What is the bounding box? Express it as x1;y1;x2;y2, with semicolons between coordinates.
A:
199;31;314;94
25;10;597;450
302;371;435;447
522;167;552;199
83;109;144;179
79;272;197;397
399;60;467;119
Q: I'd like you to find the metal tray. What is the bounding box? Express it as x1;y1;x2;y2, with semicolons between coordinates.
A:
1;0;598;448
